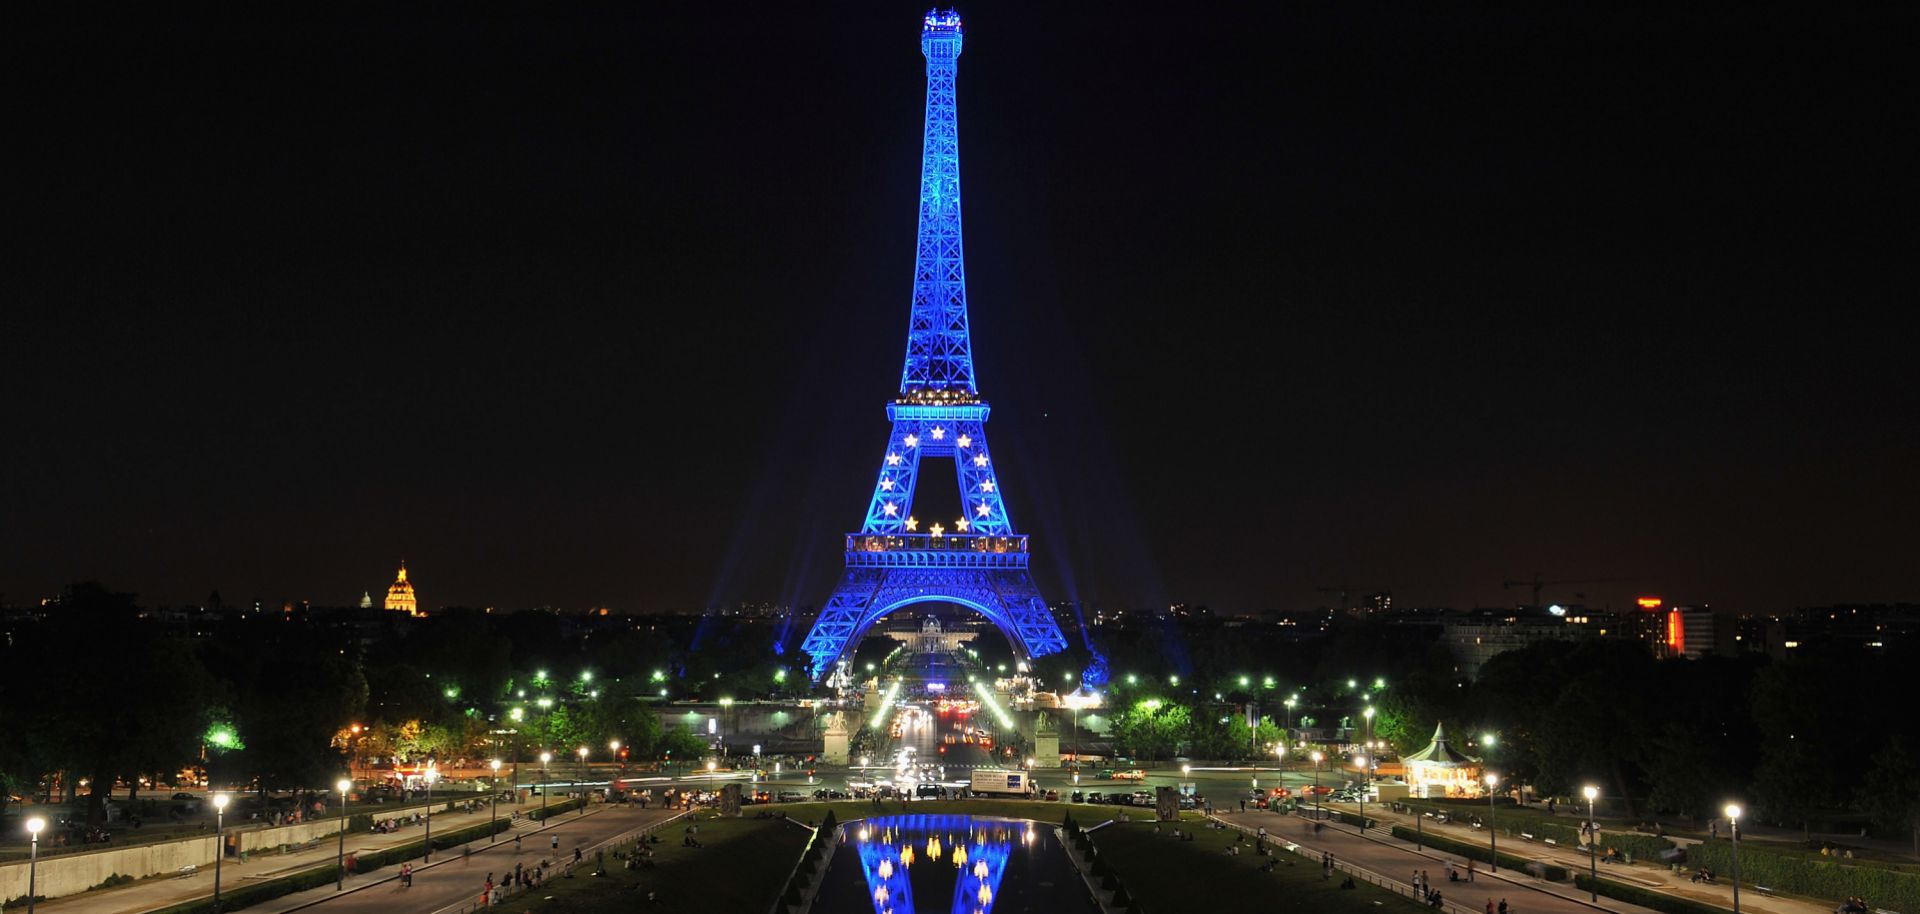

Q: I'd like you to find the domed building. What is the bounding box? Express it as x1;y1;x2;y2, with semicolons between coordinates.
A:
383;562;420;617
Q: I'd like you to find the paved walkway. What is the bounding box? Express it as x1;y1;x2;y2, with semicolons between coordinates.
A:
1223;809;1663;914
1234;806;1835;914
33;799;624;914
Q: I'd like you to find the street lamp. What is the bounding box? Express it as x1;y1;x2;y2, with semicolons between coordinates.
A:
708;759;717;798
1363;706;1375;748
1284;696;1297;734
1583;785;1599;901
1355;755;1369;832
212;793;229;911
335;777;352;889
25;816;45;914
1485;773;1500;873
539;751;553;815
577;746;590;815
1311;751;1324;822
1727;804;1743;914
423;767;438;861
489;760;502;842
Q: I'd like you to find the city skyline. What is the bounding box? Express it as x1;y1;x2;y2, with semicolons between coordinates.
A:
9;5;1914;616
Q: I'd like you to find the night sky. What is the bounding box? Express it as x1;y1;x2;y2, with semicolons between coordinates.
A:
9;4;1914;615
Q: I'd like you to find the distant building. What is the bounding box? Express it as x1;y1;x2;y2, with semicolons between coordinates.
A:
1442;610;1607;679
1664;605;1737;659
359;591;373;610
384;562;420;617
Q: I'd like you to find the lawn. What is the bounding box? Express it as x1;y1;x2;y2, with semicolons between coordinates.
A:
516;812;811;914
1090;819;1431;914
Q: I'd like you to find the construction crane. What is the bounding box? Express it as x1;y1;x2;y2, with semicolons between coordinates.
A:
1502;574;1619;610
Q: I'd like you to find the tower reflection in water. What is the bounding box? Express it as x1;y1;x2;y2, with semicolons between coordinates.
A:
849;815;1034;914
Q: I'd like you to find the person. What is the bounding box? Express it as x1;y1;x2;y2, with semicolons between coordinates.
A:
1499;898;1509;914
1431;890;1445;909
574;846;583;864
1240;799;1247;812
514;833;522;852
1487;900;1496;914
1710;821;1718;839
1258;826;1267;841
1423;871;1432;897
1341;875;1357;890
552;834;560;852
1468;859;1477;882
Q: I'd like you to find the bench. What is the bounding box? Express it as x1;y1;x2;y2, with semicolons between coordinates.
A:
1752;886;1774;897
177;865;198;878
1544;839;1557;846
1520;833;1536;841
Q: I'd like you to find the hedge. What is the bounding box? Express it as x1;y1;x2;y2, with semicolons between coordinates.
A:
527;797;586;821
1688;841;1920;914
1400;799;1674;861
350;818;512;875
1575;875;1727;914
1391;826;1569;882
144;862;342;914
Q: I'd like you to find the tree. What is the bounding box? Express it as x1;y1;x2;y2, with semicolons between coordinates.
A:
1856;739;1920;856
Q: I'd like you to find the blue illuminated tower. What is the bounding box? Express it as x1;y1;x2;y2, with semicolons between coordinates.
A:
801;10;1070;679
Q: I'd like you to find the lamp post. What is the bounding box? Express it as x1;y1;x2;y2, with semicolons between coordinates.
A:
25;816;45;914
489;760;501;842
335;777;351;890
1355;755;1369;832
1485;772;1500;872
610;739;623;780
1727;804;1743;914
707;760;717;799
1583;785;1599;901
423;767;438;861
1311;751;1324;822
539;751;552;816
577;746;589;815
212;793;229;912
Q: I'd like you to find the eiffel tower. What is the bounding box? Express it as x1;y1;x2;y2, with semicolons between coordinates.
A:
800;10;1071;680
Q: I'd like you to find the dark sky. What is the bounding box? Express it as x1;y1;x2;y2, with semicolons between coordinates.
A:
9;3;1915;616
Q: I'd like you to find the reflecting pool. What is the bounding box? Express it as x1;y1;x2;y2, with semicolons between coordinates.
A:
812;814;1084;914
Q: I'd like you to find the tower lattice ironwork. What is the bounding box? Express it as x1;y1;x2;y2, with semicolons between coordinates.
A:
801;10;1070;679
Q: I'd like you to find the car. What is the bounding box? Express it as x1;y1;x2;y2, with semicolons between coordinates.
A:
1070;790;1085;804
1178;796;1198;810
1097;769;1117;779
916;784;943;799
1085;791;1106;804
776;791;805;803
1111;769;1146;781
1044;790;1059;801
1130;791;1154;806
171;792;198;800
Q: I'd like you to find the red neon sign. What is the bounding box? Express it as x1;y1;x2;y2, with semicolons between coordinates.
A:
1666;609;1684;654
1636;596;1664;610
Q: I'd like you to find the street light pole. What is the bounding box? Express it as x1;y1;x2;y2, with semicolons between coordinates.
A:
489;760;501;842
539;751;552;816
1356;755;1369;832
25;816;45;914
1311;751;1324;822
212;794;229;912
1486;773;1500;873
335;777;351;889
576;746;589;815
1584;785;1599;901
1727;804;1743;914
424;767;437;862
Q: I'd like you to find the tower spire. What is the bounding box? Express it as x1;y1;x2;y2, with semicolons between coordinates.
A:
899;9;976;396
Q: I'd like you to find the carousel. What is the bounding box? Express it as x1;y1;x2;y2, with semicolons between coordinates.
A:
1403;723;1483;798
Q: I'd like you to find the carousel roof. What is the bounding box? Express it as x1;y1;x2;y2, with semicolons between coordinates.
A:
1404;723;1478;767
